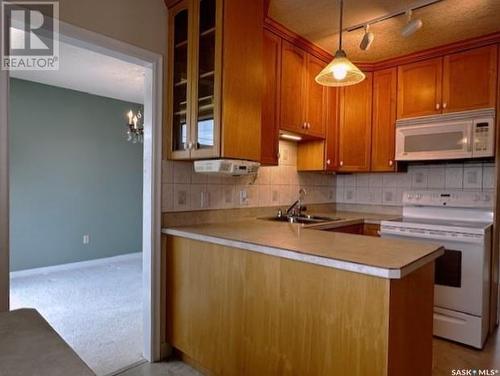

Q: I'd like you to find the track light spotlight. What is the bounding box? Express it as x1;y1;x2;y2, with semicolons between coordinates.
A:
401;10;423;38
359;24;374;51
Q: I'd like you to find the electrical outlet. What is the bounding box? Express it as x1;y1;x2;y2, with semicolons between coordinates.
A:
83;234;90;245
239;189;248;206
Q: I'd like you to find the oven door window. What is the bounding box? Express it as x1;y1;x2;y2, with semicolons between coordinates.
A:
435;249;462;288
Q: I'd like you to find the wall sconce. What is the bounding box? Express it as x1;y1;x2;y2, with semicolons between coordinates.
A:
126;109;144;144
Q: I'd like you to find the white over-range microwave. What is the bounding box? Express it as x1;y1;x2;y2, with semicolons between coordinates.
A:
395;109;496;161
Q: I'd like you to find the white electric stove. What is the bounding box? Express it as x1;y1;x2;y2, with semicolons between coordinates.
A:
380;190;494;349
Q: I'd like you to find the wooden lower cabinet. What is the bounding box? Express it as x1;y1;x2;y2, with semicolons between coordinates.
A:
324;223;363;234
166;235;434;376
323;223;380;236
364;223;381;237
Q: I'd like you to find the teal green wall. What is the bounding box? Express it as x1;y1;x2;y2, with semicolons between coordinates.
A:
9;78;143;271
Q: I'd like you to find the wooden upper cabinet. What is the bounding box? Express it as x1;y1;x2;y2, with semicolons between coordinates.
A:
280;40;307;134
371;68;397;172
397;57;443;119
166;0;263;161
338;72;373;172
280;41;327;138
325;87;339;171
261;29;281;166
304;54;327;138
442;45;498;113
166;0;192;160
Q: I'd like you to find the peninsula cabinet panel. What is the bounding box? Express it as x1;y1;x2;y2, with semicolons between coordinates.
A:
280;40;307;134
166;0;263;161
442;45;498;113
166;235;434;376
304;54;327;138
371;68;397;172
261;29;281;165
338;72;373;172
397;57;443;119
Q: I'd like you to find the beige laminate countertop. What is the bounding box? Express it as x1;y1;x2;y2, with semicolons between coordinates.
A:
299;210;401;228
162;212;443;279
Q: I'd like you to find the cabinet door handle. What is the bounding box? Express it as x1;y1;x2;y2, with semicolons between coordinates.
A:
307;123;311;129
302;122;307;129
436;103;441;110
326;159;331;165
389;160;393;166
443;102;448;109
340;161;344;167
188;142;193;150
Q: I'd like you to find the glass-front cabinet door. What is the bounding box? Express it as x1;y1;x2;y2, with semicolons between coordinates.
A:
168;0;221;160
190;0;220;158
168;0;192;159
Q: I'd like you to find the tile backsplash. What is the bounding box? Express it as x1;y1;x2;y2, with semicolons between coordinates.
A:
336;163;495;207
161;141;335;212
162;141;495;212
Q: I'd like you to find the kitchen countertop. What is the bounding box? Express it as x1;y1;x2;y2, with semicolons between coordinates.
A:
162;211;443;279
301;210;401;228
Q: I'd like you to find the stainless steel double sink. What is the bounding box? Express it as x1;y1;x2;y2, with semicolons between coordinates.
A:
260;214;342;225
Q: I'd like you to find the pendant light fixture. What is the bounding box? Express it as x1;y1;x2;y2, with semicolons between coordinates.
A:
315;0;365;87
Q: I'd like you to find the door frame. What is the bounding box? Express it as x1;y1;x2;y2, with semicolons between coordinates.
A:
0;19;164;362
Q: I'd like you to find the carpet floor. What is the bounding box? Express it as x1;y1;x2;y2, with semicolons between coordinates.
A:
10;254;143;376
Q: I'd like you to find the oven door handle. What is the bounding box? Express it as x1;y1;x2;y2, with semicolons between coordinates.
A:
434;312;467;325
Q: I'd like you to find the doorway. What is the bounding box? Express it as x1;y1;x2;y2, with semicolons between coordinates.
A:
0;16;163;373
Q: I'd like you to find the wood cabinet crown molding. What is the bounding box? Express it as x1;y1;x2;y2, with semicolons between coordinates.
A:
265;16;500;70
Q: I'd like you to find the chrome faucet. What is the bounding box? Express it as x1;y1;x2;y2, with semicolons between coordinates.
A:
286;188;307;217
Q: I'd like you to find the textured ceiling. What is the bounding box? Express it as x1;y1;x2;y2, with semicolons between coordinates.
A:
269;0;500;62
11;28;146;104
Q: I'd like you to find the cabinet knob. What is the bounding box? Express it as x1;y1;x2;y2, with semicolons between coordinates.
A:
326;159;331;165
188;142;193;150
443;102;448;109
436;103;441;110
307;123;311;129
389;160;393;166
302;122;307;129
340;161;344;167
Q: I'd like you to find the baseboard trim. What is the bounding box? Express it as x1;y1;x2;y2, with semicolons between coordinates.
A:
10;252;142;278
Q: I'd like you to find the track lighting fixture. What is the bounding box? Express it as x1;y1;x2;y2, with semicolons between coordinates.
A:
346;0;440;49
359;24;374;51
401;9;423;38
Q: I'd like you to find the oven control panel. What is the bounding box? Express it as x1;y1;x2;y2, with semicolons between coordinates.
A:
403;190;493;208
472;118;495;157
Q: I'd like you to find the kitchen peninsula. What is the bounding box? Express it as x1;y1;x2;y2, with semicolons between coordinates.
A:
162;218;444;376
